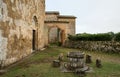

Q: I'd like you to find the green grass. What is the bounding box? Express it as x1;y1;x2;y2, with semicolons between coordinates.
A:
1;47;120;77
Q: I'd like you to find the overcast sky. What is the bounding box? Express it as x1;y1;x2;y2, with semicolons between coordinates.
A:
46;0;120;34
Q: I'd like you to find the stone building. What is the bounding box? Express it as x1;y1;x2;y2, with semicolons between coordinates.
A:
44;11;76;45
0;0;76;66
0;0;45;66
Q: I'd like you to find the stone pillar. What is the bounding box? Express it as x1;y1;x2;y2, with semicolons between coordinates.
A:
96;58;102;68
86;55;92;63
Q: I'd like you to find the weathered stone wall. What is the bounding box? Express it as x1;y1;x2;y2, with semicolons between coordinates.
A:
45;12;76;45
45;12;59;44
49;27;58;43
44;21;68;45
45;12;59;21
0;0;45;66
58;16;76;35
64;41;120;54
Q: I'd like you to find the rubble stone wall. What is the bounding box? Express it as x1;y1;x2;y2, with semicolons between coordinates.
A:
64;41;120;54
58;18;76;35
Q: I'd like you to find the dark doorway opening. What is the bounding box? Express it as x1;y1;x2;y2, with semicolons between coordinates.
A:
32;30;36;50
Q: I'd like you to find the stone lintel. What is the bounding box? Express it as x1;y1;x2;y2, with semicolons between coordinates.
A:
45;11;60;15
44;21;69;23
58;15;76;19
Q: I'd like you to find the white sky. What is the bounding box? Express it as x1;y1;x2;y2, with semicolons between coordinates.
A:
46;0;120;34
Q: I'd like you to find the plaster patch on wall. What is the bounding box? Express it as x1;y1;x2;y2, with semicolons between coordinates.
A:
9;18;13;25
11;0;14;3
9;28;20;39
0;0;3;20
14;19;30;30
0;1;14;23
15;1;30;19
14;19;24;27
0;8;2;20
0;30;7;61
14;19;32;38
12;7;16;12
2;1;9;22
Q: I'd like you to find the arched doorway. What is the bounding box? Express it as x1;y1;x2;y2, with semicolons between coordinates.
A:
48;26;65;45
32;16;38;50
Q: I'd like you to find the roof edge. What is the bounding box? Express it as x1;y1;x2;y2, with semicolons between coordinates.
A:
58;15;76;19
44;21;69;23
45;11;60;15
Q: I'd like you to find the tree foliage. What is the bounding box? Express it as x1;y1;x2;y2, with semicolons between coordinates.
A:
115;32;120;41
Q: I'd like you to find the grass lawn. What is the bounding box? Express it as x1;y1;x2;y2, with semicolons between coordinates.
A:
1;46;120;77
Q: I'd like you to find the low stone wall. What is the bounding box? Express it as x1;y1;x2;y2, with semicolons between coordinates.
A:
64;41;120;54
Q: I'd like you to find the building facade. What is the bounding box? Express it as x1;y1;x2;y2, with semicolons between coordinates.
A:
0;0;76;66
0;0;45;66
44;11;76;45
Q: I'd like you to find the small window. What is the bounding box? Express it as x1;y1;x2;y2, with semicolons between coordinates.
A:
32;16;38;26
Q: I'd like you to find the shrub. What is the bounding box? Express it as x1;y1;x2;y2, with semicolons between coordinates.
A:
115;32;120;41
68;32;115;41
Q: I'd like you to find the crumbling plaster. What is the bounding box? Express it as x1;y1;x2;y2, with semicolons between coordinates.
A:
0;0;45;66
0;0;76;66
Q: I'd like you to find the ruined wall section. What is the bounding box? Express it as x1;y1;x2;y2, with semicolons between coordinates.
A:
58;16;76;35
45;12;59;44
64;41;120;54
49;27;58;43
45;11;59;21
44;12;76;45
44;21;69;45
37;0;45;49
0;0;45;66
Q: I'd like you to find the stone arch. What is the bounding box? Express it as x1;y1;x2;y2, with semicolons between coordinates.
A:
48;26;65;45
33;16;38;26
45;21;69;45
